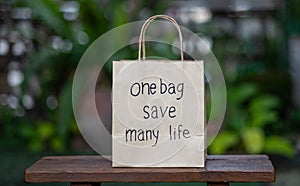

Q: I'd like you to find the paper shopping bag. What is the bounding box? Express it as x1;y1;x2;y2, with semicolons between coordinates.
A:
112;15;206;167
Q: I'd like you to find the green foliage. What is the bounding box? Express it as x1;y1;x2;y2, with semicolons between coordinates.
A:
36;121;55;139
2;0;124;153
242;127;265;153
209;131;239;154
209;83;295;157
0;0;176;153
1;0;297;157
17;120;65;152
249;96;280;127
264;136;295;157
26;0;73;38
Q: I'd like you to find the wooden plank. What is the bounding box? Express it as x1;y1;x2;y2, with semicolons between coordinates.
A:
25;155;275;183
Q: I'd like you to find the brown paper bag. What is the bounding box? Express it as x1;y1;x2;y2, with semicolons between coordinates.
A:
112;15;206;167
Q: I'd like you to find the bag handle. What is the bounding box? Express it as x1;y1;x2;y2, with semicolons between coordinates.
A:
138;15;184;61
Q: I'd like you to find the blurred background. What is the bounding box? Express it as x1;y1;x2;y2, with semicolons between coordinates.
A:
0;0;300;185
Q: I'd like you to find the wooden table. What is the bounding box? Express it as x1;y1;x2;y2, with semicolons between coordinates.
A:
25;155;275;186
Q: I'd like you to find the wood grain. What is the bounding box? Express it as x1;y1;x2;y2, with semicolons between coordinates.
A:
25;155;275;183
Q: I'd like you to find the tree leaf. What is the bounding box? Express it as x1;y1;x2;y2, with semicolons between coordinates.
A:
50;136;65;152
24;0;73;38
228;83;258;104
251;111;278;127
250;95;280;113
209;131;239;154
249;95;280;127
28;140;44;152
37;121;55;140
242;127;265;153
19;124;35;139
264;136;295;157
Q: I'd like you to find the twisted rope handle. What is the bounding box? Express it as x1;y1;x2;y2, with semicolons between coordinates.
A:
138;15;184;61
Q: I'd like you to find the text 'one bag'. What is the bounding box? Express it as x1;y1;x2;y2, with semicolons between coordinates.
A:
112;15;206;167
